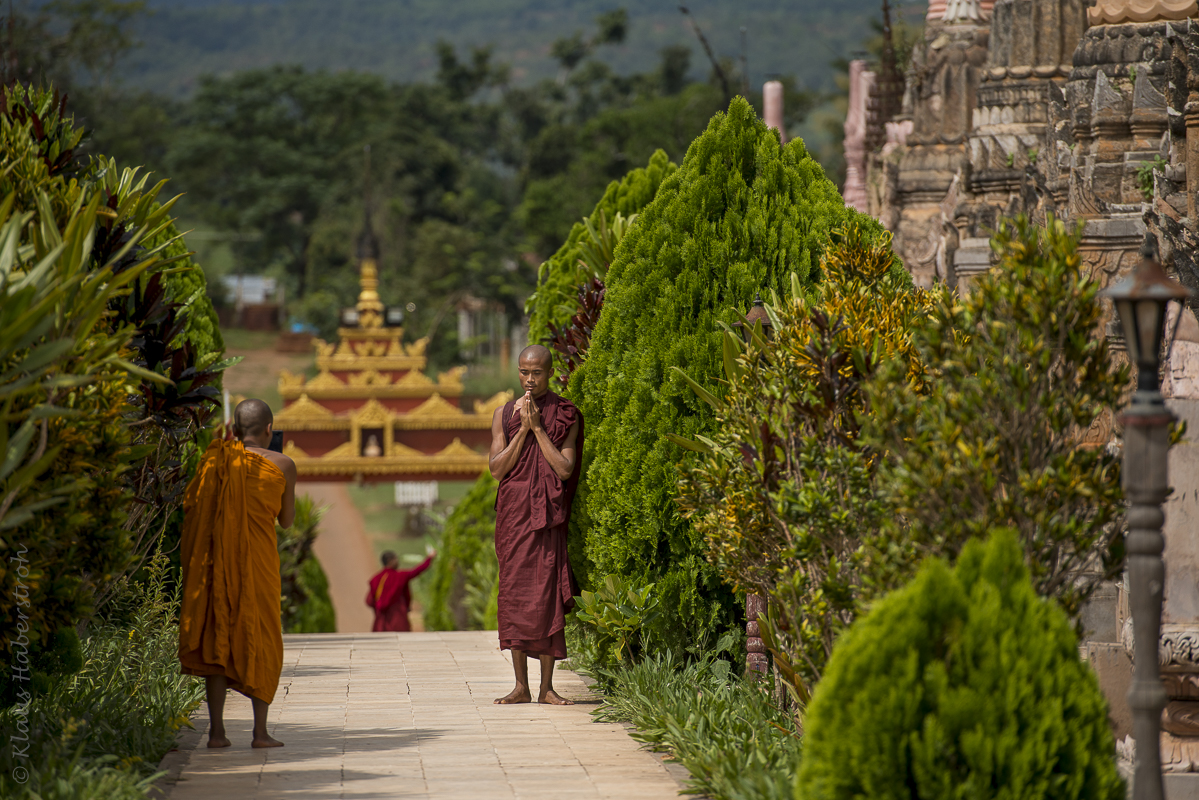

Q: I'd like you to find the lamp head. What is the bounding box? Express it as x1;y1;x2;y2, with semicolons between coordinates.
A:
1102;233;1192;394
733;292;774;343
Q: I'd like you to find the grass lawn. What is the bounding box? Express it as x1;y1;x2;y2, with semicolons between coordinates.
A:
347;479;478;567
222;328;284;351
220;327;316;413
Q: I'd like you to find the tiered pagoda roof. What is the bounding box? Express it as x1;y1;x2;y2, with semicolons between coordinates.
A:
275;209;507;482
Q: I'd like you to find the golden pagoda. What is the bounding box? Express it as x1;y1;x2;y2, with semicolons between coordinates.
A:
275;202;508;482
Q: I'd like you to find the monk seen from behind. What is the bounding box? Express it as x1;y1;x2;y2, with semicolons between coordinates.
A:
489;344;582;705
366;547;435;632
179;399;296;748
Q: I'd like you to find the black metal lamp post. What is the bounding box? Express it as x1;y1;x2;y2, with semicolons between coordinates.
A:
733;292;774;678
1103;234;1192;800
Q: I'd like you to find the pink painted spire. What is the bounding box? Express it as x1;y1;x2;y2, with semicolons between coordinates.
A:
763;81;786;144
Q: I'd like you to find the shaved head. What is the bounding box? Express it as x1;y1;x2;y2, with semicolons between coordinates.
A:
517;344;554;398
234;399;274;441
519;344;553;370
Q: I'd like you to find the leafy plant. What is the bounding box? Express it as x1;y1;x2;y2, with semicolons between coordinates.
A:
545;277;605;387
798;529;1124;800
542;210;639;386
0;548;204;798
595;646;801;800
573;574;660;667
863;215;1127;617
0;186;160;699
576;209;636;280
674;220;923;701
1137;154;1168;202
0;83;229;697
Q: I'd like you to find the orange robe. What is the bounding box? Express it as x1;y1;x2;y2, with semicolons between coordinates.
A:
179;439;286;704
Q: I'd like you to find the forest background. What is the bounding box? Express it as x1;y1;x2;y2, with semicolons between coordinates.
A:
5;0;922;372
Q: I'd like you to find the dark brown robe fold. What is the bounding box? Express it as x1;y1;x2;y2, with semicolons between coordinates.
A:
495;391;582;659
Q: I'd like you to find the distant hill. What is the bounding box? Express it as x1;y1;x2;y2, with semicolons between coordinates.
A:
123;0;912;96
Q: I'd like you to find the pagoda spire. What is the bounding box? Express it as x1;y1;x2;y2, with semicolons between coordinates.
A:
356;144;384;328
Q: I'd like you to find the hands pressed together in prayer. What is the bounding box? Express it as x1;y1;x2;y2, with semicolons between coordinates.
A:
517;390;541;432
489;354;579;484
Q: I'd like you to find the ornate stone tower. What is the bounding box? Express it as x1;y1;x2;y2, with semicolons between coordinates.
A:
891;0;990;286
953;0;1089;284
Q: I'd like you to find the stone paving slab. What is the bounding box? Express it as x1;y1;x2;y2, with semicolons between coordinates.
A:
161;632;684;800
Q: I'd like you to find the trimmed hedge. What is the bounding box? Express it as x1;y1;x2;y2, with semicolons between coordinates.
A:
569;97;877;649
799;529;1124;800
525;148;676;345
422;473;499;631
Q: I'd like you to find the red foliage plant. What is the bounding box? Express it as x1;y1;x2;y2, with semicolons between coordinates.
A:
545;277;605;387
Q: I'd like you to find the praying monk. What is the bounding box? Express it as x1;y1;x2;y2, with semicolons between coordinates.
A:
489;344;582;705
179;399;296;748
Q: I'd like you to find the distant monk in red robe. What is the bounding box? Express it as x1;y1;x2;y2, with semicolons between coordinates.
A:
489;344;582;705
366;548;435;632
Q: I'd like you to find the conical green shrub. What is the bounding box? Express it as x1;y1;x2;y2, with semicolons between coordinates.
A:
569;96;879;647
526;148;677;344
799;529;1124;800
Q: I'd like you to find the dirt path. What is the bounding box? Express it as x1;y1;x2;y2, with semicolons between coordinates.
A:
302;484;377;633
223;345;311;412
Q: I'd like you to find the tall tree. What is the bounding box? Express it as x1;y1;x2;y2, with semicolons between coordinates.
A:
167;67;393;296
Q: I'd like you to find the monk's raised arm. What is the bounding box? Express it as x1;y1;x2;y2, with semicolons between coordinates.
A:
532;418;579;482
277;456;297;528
489;405;528;481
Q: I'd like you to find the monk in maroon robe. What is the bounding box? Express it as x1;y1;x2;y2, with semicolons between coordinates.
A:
366;550;434;632
489;344;582;705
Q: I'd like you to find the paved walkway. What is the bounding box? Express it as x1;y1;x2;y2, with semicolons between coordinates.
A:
161;632;684;800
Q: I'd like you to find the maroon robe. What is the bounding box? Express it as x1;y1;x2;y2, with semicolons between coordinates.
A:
366;556;432;632
495;391;582;659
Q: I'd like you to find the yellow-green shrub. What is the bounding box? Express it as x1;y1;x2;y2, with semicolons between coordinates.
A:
799;529;1123;800
677;221;926;698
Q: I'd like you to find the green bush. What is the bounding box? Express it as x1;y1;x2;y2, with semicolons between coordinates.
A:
0;86;230;692
595;646;800;800
863;216;1127;616
798;529;1123;800
525;148;676;345
676;221;923;701
278;495;336;633
0;551;204;798
574;574;660;671
570;96;878;651
291;557;336;633
421;472;499;631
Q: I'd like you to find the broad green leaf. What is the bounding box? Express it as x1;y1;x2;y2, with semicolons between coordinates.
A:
670;366;721;409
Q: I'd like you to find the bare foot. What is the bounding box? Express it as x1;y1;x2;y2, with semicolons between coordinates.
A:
207;734;231;748
251;733;284;748
494;687;532;704
539;690;574;706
